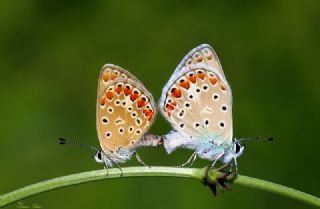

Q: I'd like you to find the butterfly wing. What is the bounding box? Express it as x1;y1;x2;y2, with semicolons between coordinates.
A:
160;44;233;144
173;44;227;80
97;65;156;153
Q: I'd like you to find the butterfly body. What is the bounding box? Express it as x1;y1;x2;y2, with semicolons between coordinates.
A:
160;44;245;167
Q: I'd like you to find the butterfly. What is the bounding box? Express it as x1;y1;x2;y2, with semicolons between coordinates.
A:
60;64;161;169
159;44;272;172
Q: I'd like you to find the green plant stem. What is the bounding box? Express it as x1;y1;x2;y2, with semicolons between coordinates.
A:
0;166;319;208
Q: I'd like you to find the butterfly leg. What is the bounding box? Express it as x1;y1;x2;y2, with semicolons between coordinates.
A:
209;152;224;171
114;162;123;177
134;152;150;167
109;158;123;177
232;157;238;177
228;162;233;174
179;152;197;167
188;153;197;167
103;160;109;176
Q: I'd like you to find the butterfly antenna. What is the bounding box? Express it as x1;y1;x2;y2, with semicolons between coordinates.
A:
59;137;100;152
237;136;274;142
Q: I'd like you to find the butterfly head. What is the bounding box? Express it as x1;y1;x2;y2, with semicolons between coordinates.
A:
93;150;115;167
93;150;104;164
222;139;245;163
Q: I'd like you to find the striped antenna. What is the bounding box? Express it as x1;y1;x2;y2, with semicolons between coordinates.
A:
237;136;274;142
59;137;100;152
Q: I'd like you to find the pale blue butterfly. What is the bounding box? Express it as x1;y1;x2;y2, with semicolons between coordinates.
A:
159;44;272;172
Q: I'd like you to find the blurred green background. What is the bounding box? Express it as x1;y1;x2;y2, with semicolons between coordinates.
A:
0;0;319;208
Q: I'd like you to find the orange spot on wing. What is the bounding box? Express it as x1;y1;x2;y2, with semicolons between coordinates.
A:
170;100;177;106
179;81;190;89
196;57;203;62
106;91;114;100
220;84;226;90
100;97;106;105
130;92;139;101
207;54;213;60
197;72;205;80
115;86;123;94
166;104;174;111
171;88;182;98
209;77;218;85
143;109;154;120
188;74;197;83
102;73;109;81
143;109;149;115
111;73;118;80
147;111;154;121
124;86;131;96
137;98;146;108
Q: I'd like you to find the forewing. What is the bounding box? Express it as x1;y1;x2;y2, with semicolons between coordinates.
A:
174;44;226;79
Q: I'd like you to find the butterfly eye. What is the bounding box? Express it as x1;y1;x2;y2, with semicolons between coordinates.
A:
235;143;241;154
97;151;102;160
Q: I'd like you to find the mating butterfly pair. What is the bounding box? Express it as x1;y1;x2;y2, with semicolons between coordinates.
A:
60;44;271;171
